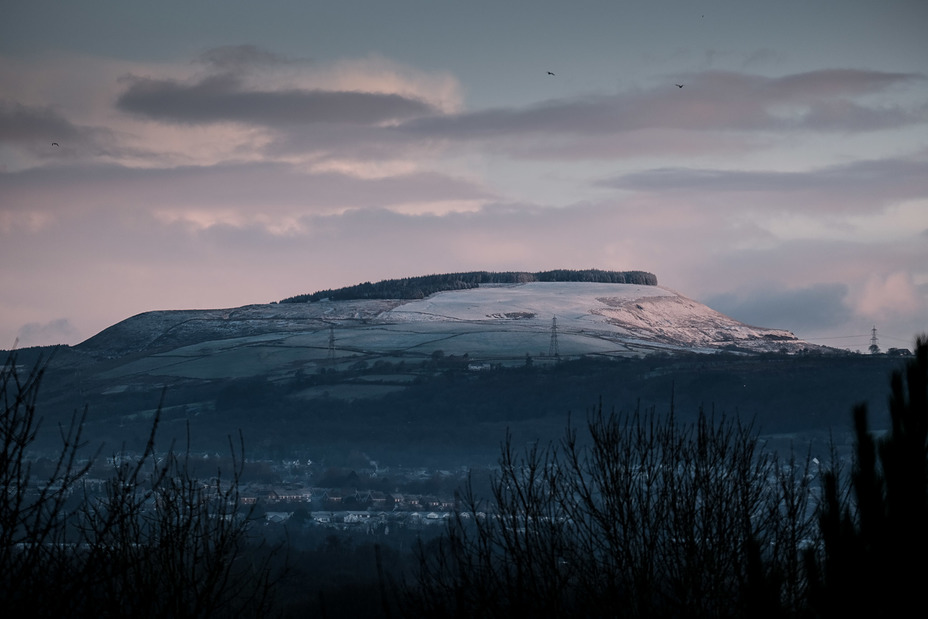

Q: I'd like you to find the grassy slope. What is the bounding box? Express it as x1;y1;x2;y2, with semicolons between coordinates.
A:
23;350;908;467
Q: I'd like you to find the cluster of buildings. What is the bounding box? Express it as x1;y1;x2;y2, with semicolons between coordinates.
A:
237;464;472;531
247;486;465;531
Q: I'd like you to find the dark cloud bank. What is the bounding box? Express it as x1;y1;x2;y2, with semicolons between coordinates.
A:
116;74;438;126
706;283;853;332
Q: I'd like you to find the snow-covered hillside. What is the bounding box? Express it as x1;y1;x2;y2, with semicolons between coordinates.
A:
383;282;804;355
77;282;820;374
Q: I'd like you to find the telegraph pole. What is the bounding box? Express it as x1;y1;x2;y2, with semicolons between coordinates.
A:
548;316;560;359
328;325;336;364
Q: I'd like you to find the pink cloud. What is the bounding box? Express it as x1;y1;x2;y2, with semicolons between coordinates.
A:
856;272;921;318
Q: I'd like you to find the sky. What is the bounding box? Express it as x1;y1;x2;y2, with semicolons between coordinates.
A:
1;0;926;352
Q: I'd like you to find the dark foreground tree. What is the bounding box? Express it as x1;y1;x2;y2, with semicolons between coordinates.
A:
0;352;282;618
406;405;818;618
807;335;927;618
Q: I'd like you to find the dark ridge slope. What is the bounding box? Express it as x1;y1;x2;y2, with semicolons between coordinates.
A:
280;269;658;303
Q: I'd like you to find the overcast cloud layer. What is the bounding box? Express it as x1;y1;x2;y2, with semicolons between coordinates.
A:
2;1;927;351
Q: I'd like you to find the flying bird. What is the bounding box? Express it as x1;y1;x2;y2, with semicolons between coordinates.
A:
675;84;684;88
547;71;555;76
51;142;59;146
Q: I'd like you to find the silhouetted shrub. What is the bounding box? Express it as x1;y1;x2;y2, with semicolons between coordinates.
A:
0;352;282;618
406;403;817;618
806;335;927;618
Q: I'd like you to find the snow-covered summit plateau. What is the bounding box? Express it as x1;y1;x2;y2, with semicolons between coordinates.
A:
78;282;819;370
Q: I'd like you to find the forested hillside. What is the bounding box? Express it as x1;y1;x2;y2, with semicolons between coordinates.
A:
280;269;658;303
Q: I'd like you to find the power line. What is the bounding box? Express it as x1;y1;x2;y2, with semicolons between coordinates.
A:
878;334;919;344
803;332;915;343
804;334;870;340
803;330;917;349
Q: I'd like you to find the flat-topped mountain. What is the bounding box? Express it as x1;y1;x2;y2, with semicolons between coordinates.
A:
10;272;903;465
75;279;817;371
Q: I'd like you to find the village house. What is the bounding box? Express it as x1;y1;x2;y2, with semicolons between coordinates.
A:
264;511;293;524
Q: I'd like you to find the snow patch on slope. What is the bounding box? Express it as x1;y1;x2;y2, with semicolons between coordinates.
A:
383;282;802;353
